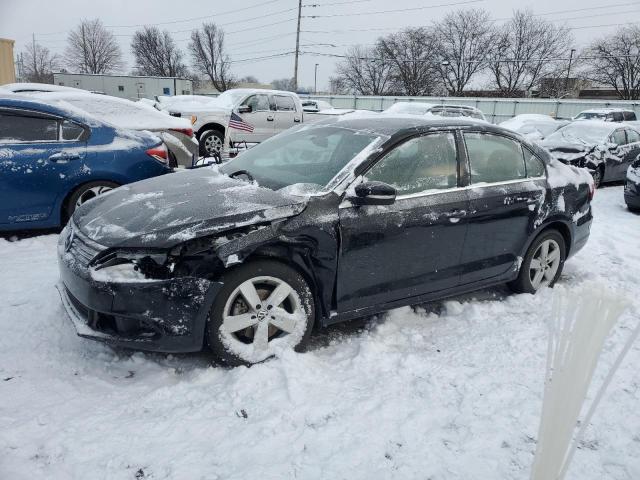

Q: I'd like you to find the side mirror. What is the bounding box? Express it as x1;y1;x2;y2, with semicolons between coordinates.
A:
237;105;252;114
351;181;396;206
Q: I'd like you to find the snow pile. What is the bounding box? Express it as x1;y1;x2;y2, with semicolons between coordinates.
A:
0;187;638;479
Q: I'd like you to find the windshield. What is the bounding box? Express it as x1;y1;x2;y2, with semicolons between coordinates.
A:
216;90;249;107
546;123;612;145
575;112;608;120
220;126;380;191
385;103;433;115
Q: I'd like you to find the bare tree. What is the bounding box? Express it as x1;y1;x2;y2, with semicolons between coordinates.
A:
433;9;499;95
271;78;296;91
131;26;188;77
65;19;122;73
378;27;444;96
22;42;58;83
582;25;640;100
489;10;573;97
334;45;397;95
189;23;234;92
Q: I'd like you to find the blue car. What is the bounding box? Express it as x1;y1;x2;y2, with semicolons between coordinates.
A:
0;95;172;231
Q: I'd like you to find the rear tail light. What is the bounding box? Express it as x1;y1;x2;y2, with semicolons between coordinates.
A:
170;127;194;137
588;181;595;200
146;143;169;163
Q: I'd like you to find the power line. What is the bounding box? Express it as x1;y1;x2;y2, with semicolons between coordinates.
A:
302;0;484;18
106;0;285;28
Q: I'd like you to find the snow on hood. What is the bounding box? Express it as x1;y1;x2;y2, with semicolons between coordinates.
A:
31;92;191;131
73;167;308;248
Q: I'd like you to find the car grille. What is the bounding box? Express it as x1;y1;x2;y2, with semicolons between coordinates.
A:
67;227;105;267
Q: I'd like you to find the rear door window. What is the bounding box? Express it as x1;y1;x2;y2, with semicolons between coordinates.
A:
611;112;624;122
464;133;526;183
626;129;640;143
0;113;59;143
275;95;296;112
61;120;86;141
623;111;637;121
365;132;458;195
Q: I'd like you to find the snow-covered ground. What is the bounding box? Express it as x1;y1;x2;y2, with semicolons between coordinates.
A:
1;186;638;480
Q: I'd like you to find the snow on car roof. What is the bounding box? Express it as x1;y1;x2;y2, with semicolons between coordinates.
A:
31;92;191;131
578;108;633;114
1;82;85;94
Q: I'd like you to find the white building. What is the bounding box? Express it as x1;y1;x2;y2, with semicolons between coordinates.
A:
53;73;193;100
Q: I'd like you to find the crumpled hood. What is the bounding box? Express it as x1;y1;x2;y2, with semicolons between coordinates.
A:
543;140;595;164
73;168;308;248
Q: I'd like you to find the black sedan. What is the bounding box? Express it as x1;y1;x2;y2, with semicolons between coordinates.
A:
542;120;640;187
624;159;640;212
57;117;594;365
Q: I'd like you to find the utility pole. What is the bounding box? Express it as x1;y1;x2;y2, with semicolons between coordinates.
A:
293;0;302;92
314;63;319;94
564;48;576;97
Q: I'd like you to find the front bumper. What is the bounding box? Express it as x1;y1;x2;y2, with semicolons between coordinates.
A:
57;234;222;353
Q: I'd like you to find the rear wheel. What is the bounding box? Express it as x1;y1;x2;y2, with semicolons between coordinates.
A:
199;129;224;158
207;260;315;366
65;181;119;221
509;230;566;294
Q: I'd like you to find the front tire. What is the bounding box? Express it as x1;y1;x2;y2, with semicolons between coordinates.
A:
199;129;224;158
509;230;566;294
207;260;316;366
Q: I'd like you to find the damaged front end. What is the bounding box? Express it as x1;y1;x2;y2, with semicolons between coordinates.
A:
56;215;300;353
57;223;225;352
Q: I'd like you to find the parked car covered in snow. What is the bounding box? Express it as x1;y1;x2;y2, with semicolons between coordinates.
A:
31;91;198;167
500;114;568;142
542;120;640;187
573;108;637;122
57;116;593;365
164;89;304;157
0;95;172;231
0;82;87;94
301;99;334;112
383;102;487;121
624;159;640;212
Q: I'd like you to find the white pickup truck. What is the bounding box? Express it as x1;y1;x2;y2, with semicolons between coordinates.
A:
159;89;304;158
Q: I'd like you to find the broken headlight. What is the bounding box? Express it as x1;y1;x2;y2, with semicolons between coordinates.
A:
90;251;173;282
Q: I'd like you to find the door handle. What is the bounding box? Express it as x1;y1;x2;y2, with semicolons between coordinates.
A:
445;209;466;218
266;115;274;121
49;152;81;162
294;117;301;123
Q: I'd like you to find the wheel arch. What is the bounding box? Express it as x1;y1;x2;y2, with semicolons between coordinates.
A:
197;122;226;139
237;244;329;328
523;219;573;260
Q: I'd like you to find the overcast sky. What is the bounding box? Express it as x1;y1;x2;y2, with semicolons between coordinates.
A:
1;0;635;91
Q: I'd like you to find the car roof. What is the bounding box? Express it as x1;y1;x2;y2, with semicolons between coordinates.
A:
578;108;632;114
224;88;299;96
315;113;503;136
0;93;110;128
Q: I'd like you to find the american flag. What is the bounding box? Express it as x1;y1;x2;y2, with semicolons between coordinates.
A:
229;112;254;133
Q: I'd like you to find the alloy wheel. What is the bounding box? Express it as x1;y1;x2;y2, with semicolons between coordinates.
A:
75;185;114;208
204;134;223;155
529;239;561;290
220;276;308;363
